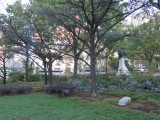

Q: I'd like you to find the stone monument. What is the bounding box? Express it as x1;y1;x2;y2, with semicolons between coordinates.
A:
117;48;131;75
118;97;131;106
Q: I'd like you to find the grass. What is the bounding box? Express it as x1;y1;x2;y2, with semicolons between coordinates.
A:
0;93;160;120
103;98;119;105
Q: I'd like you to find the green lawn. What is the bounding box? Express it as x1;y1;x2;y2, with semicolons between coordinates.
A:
0;93;160;120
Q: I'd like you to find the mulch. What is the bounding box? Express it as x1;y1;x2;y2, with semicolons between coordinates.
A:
128;100;160;114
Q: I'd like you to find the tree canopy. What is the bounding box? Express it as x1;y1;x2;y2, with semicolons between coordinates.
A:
1;0;160;97
35;0;151;97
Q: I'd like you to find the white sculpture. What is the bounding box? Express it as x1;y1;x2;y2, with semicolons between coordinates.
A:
118;97;131;106
117;48;131;75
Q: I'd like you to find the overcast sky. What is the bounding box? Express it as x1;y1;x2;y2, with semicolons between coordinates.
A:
0;0;29;14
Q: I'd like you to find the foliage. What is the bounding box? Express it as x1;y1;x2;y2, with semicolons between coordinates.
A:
27;74;41;82
36;0;148;97
9;71;43;82
0;36;14;84
127;16;160;74
0;1;68;84
125;59;134;72
52;75;69;83
68;75;91;86
0;1;35;82
30;81;45;89
96;75;121;88
0;79;3;84
108;56;118;70
67;74;160;91
9;71;25;82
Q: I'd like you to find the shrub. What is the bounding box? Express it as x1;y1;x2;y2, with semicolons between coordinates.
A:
68;75;90;86
31;81;45;89
119;74;128;81
28;74;41;82
98;90;105;95
52;75;69;83
96;75;121;88
9;71;25;82
46;74;160;91
9;72;44;82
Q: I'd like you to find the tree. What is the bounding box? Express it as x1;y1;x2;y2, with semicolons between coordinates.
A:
33;7;71;84
0;1;34;82
71;26;84;77
0;36;13;84
149;0;160;9
0;1;71;84
127;17;160;75
36;0;147;97
35;0;86;77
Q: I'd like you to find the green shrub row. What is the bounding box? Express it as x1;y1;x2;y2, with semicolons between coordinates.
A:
8;71;43;82
7;72;160;90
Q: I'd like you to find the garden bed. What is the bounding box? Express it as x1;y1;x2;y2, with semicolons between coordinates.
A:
69;90;160;114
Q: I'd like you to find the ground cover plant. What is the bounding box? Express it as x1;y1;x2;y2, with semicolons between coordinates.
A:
98;89;160;102
0;93;160;120
6;73;160;91
67;74;160;91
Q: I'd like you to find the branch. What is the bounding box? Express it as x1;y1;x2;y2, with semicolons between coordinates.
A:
51;46;91;67
95;0;113;30
57;19;91;48
0;68;4;79
30;57;44;70
149;0;160;9
96;33;134;57
8;16;31;46
99;3;147;40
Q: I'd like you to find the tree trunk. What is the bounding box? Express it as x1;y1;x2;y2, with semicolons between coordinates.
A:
73;36;78;77
43;60;48;84
90;53;98;97
48;60;53;84
90;34;98;98
3;58;6;84
25;46;29;81
149;60;153;76
105;59;108;74
74;57;78;77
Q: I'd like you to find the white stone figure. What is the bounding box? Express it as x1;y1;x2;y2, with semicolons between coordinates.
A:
117;48;131;75
118;97;131;106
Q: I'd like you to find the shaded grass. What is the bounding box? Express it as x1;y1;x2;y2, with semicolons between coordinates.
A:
0;93;160;120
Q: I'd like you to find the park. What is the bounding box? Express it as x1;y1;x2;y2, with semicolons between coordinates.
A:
0;0;160;120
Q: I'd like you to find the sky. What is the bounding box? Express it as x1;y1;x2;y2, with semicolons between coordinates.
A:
0;0;29;14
